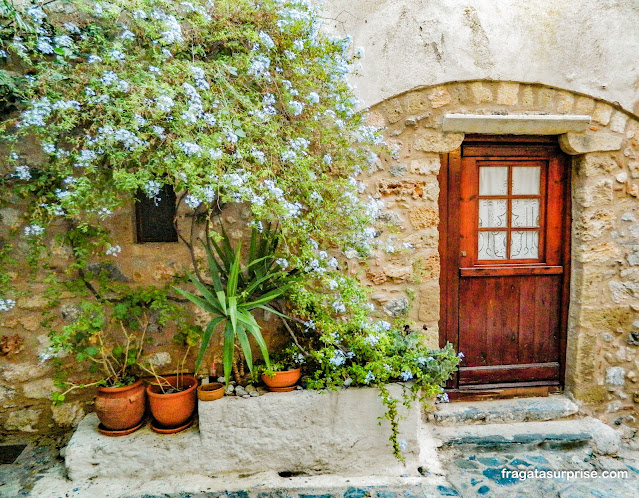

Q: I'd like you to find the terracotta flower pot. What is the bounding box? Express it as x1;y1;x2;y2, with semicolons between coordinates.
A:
94;379;146;432
197;382;225;401
261;368;301;391
146;375;198;429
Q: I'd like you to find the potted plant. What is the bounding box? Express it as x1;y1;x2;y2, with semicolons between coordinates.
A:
259;347;305;392
175;224;297;388
49;301;149;436
142;325;201;433
260;364;302;392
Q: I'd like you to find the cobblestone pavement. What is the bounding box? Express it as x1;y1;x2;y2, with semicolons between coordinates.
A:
439;443;639;497
2;433;639;497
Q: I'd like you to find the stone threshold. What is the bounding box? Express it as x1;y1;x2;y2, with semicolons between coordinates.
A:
430;395;579;425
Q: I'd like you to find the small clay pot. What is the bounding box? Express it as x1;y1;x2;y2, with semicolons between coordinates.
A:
197;382;225;401
261;368;301;391
95;379;146;432
146;375;198;429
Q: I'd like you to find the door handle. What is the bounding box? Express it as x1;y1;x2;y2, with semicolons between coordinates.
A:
460;251;467;257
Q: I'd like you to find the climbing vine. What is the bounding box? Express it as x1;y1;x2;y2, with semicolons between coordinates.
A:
0;0;460;461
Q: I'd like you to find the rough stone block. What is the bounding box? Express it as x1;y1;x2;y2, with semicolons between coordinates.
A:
574;97;595;115
413;129;463;153
403;91;430;113
377;179;426;199
4;409;40;432
574;179;613;207
198;386;420;476
521;87;534;107
51;401;86;427
427;86;451;108
609;112;628;134
573;209;614;241
383;98;404;124
496;82;519;105
409;207;439;229
409;157;440;176
559;132;624;154
557;92;575;113
383;297;410;317
22;378;54;399
469;82;493;103
575;153;619;177
592;103;613;126
606;367;626;386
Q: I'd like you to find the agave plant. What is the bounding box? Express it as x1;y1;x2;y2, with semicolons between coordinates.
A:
175;224;295;385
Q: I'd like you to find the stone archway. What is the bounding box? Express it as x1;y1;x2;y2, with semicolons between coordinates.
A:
359;81;639;422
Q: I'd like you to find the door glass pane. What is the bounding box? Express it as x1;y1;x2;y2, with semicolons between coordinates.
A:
478;231;507;260
512;167;540;195
479;167;508;195
479;199;507;228
512;199;540;228
510;231;539;259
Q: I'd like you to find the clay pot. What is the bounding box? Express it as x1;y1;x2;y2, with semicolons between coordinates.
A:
261;368;301;391
197;382;225;401
146;375;198;429
95;379;146;431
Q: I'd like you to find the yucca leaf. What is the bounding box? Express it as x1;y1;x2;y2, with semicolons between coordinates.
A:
185;273;225;315
174;286;223;315
241;312;270;369
228;295;238;337
222;321;235;386
194;316;225;373
226;244;241;297
256;304;290;320
240;284;291;309
235;322;253;373
204;246;225;293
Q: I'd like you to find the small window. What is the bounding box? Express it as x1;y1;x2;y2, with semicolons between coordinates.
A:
135;185;178;243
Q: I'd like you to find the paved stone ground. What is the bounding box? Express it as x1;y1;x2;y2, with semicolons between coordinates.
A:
439;443;639;497
1;433;639;497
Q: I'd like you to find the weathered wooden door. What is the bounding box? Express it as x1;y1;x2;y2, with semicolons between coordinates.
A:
439;136;571;389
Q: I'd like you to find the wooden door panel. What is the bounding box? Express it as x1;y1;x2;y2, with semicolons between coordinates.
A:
459;275;561;370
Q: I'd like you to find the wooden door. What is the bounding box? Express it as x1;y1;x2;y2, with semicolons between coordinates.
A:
439;136;570;389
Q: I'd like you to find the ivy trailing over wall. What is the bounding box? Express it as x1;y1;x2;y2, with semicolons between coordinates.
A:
0;0;460;460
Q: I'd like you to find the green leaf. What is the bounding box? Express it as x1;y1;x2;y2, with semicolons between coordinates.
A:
85;346;99;356
235;323;253;373
222;321;235;386
174;286;223;315
194;316;225;373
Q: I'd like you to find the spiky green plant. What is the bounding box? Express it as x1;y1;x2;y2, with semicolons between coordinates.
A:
175;225;295;385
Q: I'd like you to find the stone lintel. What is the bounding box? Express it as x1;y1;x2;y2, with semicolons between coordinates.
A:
442;114;591;135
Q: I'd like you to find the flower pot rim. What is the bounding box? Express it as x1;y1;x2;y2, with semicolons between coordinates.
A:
146;375;198;398
198;382;224;392
96;378;143;393
263;367;301;377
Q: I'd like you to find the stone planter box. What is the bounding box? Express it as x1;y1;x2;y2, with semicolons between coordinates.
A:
66;385;430;480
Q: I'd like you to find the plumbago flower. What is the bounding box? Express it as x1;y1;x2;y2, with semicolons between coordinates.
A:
0;0;460;461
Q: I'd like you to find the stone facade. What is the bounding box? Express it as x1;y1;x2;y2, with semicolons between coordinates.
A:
354;81;639;434
2;80;639;436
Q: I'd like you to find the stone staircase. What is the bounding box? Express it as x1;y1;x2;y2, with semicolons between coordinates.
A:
429;394;621;455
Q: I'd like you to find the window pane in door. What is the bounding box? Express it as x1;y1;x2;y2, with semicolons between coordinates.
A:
479;167;508;195
512;199;540;227
478;231;507;260
510;231;539;259
512;167;540;195
479;199;507;228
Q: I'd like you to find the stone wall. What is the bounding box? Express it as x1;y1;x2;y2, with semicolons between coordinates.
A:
354;80;639;435
2;80;639;435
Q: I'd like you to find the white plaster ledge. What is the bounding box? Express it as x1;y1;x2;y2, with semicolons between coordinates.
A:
442;114;591;135
66;386;436;481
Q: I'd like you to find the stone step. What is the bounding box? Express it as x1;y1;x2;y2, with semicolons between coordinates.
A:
433;417;620;455
430;395;579;425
